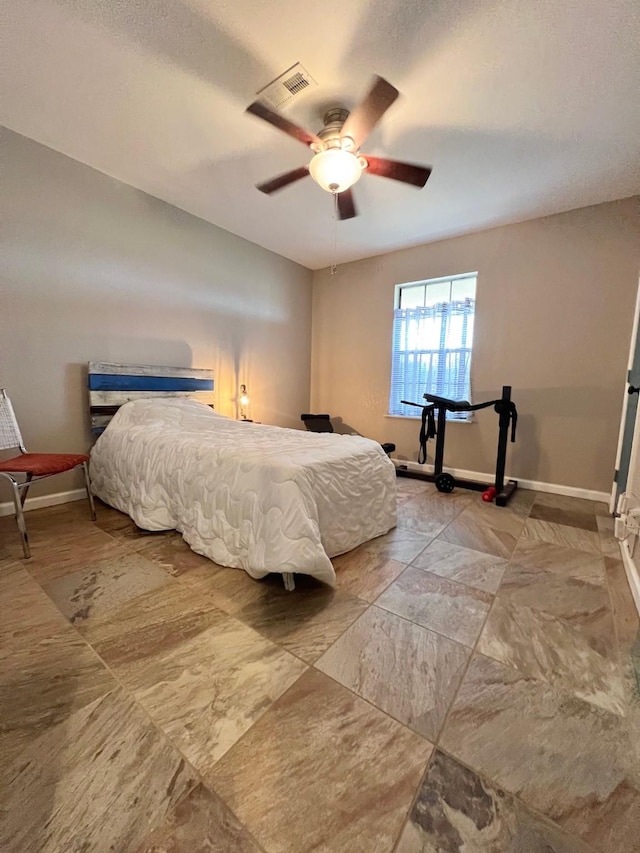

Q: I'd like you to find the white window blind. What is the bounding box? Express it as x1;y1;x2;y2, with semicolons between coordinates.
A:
389;276;476;419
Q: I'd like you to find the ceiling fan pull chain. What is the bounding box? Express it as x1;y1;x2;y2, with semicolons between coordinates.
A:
331;193;338;276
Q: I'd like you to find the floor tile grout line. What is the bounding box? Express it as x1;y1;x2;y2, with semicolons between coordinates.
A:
10;493;620;853
421;744;603;853
390;749;437;853
601;552;628;660
310;606;472;740
314;558;486;672
392;493;620;853
455;502;630;719
22;577;271;853
14;523;292;852
407;542;509;594
389;494;537;851
432;591;501;753
388;563;496;602
389;550;506;849
3;585;267;849
21;502;502;755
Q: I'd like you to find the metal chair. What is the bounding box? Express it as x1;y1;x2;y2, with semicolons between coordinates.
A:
0;389;96;558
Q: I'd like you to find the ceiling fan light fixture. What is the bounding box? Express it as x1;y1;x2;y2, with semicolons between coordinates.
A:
309;149;363;194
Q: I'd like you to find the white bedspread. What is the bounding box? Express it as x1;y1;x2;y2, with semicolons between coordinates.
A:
89;398;397;585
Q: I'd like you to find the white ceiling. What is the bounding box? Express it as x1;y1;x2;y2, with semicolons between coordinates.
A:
3;0;639;270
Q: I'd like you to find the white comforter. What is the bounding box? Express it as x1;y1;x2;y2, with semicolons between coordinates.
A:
89;398;397;585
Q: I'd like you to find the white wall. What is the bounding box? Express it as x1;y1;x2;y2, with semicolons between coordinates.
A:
0;128;313;498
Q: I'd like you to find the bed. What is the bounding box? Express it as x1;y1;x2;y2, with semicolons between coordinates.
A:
88;365;397;587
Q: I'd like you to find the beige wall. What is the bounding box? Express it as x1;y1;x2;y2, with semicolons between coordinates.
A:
311;197;640;493
1;128;313;499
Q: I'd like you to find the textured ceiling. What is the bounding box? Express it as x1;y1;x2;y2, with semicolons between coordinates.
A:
3;0;640;269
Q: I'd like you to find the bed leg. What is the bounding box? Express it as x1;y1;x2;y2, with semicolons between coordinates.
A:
282;572;296;592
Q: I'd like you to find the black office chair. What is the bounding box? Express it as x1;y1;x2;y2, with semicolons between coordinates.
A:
301;413;334;433
301;413;395;456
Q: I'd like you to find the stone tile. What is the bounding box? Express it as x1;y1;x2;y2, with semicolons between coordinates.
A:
438;502;525;559
209;668;432;853
596;514;622;559
135;531;213;575
478;597;625;715
529;502;599;532
19;527;133;584
396;749;595;853
0;561;68;640
134;783;263;853
316;606;470;741
350;526;434;565
233;575;368;663
605;556;640;653
522;518;602;555
498;560;615;656
0;688;198;853
332;547;406;602
114;612;306;771
3;491;637;853
510;537;606;586
396;477;432;503
3;498;95;538
502;487;537;518
0;539;16;566
0;563;117;768
532;492;609;517
377;567;492;647
440;654;640;853
177;561;276;614
396;503;450;538
411;539;507;594
93;500;172;543
79;577;229;667
404;490;473;524
397;490;470;538
43;552;174;625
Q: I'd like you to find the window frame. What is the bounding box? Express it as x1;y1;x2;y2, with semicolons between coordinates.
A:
388;271;478;421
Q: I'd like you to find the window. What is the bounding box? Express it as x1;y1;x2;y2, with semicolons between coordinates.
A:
389;273;477;420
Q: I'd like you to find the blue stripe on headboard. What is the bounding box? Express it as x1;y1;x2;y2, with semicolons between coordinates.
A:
89;374;214;392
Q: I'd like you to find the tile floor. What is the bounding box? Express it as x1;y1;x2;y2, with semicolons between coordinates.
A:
1;482;639;852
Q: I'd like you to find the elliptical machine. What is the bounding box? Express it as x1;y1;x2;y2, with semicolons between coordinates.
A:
396;385;518;506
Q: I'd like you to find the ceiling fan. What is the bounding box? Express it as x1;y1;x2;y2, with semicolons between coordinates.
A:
246;76;432;220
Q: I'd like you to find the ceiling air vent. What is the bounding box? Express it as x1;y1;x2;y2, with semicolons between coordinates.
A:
256;63;317;110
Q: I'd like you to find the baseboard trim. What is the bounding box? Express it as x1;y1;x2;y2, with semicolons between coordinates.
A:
0;488;87;517
394;460;609;504
0;469;610;519
619;539;640;618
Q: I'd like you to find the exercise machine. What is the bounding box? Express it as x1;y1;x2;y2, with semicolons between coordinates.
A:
396;385;518;506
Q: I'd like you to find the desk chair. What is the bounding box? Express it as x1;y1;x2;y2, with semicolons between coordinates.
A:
301;413;396;456
0;390;96;558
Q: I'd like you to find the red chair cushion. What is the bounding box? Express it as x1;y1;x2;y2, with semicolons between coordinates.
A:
0;453;89;477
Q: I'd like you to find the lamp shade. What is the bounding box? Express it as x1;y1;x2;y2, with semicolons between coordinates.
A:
309;149;363;193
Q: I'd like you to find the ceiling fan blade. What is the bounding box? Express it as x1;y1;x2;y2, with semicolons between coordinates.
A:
362;155;432;187
256;166;310;194
340;76;399;150
246;101;321;147
337;188;357;220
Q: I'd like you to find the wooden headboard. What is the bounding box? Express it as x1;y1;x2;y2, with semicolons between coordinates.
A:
88;361;215;435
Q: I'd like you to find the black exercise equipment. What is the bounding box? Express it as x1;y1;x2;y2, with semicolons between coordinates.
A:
395;385;518;506
301;414;396;457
